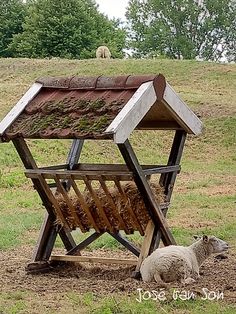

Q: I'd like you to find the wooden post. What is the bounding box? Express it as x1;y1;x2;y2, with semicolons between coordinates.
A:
12;138;76;270
109;232;140;257
132;220;155;278
64;139;84;190
118;140;176;247
152;130;187;250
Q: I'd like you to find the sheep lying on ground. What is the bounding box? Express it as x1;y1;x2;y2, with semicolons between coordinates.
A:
140;235;229;286
96;46;111;59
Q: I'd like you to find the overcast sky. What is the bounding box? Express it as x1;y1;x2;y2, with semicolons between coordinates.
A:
96;0;129;20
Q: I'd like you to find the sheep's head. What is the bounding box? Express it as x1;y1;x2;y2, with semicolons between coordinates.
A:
202;235;229;253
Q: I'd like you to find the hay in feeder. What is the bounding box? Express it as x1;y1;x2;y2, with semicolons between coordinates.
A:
55;181;165;234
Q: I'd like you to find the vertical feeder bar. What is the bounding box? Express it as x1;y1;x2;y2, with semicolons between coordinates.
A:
54;175;87;232
69;176;100;233
99;176;130;234
83;176;114;233
64;139;84;191
113;178;144;235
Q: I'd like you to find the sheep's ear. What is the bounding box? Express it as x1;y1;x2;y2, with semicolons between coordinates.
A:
203;235;209;243
193;235;200;240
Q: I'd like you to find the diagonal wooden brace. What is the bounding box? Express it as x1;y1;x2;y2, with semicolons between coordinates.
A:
118;139;176;247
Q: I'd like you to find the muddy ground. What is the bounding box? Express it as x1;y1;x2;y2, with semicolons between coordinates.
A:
1;246;236;304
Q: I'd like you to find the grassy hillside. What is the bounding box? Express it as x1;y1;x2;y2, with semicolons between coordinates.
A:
0;58;235;313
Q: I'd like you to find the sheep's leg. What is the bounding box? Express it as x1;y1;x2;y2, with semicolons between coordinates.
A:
154;272;167;288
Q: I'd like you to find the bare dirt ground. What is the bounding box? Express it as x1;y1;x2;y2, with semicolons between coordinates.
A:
1;245;236;304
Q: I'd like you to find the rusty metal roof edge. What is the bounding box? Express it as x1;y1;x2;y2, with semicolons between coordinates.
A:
36;74;165;90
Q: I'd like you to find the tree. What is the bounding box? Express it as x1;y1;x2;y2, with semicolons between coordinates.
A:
126;0;236;61
0;0;26;57
11;0;126;59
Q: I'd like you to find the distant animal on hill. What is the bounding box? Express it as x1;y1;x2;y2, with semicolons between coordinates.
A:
140;235;229;286
96;46;111;59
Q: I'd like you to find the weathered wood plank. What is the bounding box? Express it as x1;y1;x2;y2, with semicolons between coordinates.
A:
0;83;42;137
25;169;133;181
50;255;138;265
113;178;144;235
162;83;203;135
66;232;103;255
133;220;155;278
105;81;157;143
99;177;129;234
118;140;176;246
109;232;140;257
83;176;114;233
70;177;100;233
54;175;86;232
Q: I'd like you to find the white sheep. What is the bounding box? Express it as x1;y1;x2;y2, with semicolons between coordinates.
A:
96;46;111;59
140;235;228;286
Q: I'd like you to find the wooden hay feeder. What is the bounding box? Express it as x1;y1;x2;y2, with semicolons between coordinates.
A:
0;74;202;277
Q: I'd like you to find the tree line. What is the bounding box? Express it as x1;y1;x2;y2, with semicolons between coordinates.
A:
0;0;235;61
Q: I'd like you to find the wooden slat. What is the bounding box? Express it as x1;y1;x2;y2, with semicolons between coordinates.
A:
12;138;76;258
50;255;137;265
109;232;140;257
134;220;155;276
38;174;70;229
25;169;133;181
54;175;86;232
113;178;144;235
99;176;129;234
143;165;180;176
163;83;203;135
83;176;114;233
38;164;68;170
66;232;103;255
118;140;176;246
105;81;157;143
69;176;100;233
0;83;43;137
74;163;180;174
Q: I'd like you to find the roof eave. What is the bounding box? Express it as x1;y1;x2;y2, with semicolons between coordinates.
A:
162;83;203;135
0;82;43;140
105;81;157;144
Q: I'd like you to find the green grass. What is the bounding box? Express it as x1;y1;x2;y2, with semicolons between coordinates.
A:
0;290;235;314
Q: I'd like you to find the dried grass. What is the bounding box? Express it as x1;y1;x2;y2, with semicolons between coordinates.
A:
55;181;165;234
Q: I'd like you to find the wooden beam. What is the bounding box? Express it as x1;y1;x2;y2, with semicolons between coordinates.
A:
109;232;140;257
25;169;133;181
118;140;176;246
162;83;203;135
0;83;42;137
105;81;157;143
64;139;84;191
67;139;84;170
133;220;155;278
50;255;138;265
153;130;187;250
31;212;57;262
66;232;103;255
12;138;76;260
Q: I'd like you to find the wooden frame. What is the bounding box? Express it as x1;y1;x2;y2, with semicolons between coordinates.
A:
105;81;157;143
11;129;186;276
10;130;186;274
105;81;202;144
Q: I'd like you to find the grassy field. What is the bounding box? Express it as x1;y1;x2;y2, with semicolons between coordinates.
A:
0;57;235;313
